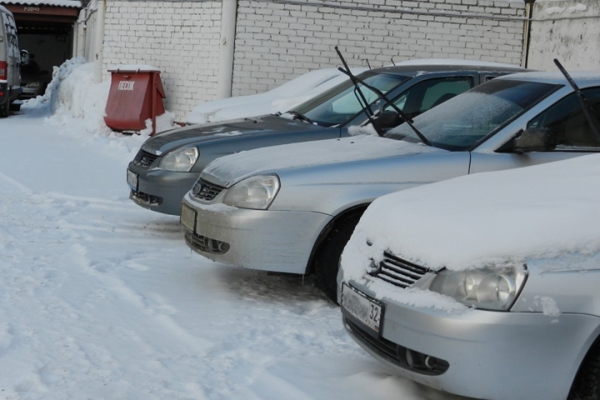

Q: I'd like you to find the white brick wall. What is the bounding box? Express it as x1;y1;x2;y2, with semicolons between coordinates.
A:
232;0;526;96
100;0;526;121
102;1;222;120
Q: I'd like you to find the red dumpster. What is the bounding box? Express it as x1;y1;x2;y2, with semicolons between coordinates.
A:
104;65;166;136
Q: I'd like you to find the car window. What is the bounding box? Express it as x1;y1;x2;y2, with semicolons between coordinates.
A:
527;87;600;151
295;72;410;127
387;77;474;119
385;79;560;151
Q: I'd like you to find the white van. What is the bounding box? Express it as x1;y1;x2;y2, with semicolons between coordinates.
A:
0;6;20;118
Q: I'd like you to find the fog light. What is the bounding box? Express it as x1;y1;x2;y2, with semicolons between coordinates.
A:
211;239;230;254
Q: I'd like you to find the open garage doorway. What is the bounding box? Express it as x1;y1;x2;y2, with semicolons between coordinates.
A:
1;1;81;97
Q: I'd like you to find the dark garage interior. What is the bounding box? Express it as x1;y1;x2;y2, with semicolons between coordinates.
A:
1;1;81;82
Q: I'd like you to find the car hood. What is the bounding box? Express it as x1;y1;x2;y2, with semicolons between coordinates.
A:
342;153;600;280
140;114;325;155
201;135;441;187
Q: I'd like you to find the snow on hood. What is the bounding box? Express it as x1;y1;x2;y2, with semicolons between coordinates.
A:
201;135;440;187
341;153;600;288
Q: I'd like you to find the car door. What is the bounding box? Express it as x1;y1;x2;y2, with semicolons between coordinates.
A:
470;87;600;173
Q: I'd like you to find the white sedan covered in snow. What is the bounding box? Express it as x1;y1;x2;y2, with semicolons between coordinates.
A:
339;153;600;400
185;68;365;125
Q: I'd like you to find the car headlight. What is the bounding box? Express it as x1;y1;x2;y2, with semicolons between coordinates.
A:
158;146;199;172
428;265;527;311
223;175;280;210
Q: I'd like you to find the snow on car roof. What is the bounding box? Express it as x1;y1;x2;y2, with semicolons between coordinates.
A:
496;70;600;86
394;58;521;69
342;153;600;280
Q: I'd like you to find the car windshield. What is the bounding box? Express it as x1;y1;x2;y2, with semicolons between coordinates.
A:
385;79;560;151
292;71;410;127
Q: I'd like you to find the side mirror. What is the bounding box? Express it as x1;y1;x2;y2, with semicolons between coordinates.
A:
513;128;556;153
372;110;403;131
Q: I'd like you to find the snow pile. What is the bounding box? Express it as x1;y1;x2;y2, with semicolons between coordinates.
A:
21;58;177;137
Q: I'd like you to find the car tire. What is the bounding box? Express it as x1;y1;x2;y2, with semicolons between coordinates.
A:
569;340;600;400
0;100;9;118
314;212;362;304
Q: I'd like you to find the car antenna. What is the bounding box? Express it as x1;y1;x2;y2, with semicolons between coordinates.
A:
554;59;600;140
335;46;431;145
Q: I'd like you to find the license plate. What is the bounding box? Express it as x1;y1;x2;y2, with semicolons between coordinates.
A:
341;283;383;335
127;169;138;190
180;203;196;232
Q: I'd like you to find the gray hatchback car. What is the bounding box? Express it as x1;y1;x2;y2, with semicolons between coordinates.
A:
181;71;600;302
127;62;525;215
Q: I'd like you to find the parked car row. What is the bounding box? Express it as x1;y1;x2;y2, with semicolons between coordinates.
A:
127;61;600;399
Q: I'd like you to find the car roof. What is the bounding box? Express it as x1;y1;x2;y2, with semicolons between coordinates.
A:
494;70;600;87
366;60;528;76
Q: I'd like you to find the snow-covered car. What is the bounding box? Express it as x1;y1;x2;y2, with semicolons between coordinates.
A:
185;68;363;125
129;61;523;216
338;153;600;400
180;71;600;302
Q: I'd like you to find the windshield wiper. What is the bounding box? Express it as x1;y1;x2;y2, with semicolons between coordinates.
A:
286;110;313;124
334;47;431;146
554;59;600;140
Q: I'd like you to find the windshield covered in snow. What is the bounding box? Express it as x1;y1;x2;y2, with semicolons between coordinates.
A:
292;71;410;127
385;79;560;151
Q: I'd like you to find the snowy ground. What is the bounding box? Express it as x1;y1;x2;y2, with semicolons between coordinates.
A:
0;63;475;399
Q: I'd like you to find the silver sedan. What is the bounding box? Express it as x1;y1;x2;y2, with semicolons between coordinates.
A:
181;71;600;302
338;151;600;399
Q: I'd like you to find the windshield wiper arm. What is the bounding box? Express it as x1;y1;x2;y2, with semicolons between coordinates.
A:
334;47;431;146
554;59;600;140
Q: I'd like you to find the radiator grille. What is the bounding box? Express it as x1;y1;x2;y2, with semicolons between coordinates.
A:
370;251;428;288
133;150;158;168
191;179;224;201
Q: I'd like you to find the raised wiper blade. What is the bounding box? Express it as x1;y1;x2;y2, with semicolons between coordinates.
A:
337;66;431;146
554;59;600;140
334;47;375;123
334;46;431;146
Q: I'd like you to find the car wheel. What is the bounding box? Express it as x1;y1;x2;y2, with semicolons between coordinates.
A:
0;100;9;118
569;340;600;400
314;212;362;304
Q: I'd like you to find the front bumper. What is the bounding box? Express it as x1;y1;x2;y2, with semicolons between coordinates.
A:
342;281;600;400
127;162;199;215
181;193;332;274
